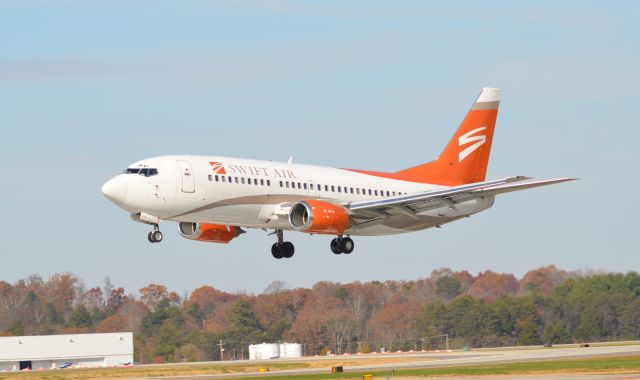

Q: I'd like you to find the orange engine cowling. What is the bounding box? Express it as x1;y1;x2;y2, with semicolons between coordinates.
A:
178;222;243;243
289;200;351;235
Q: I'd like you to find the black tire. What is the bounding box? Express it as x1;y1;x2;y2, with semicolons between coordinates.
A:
152;230;163;243
281;242;295;258
330;238;342;254
271;243;283;259
340;237;354;254
148;232;155;243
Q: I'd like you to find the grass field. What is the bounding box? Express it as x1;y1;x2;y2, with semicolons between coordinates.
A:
0;354;639;380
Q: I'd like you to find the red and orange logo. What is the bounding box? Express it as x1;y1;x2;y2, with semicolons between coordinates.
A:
209;161;227;175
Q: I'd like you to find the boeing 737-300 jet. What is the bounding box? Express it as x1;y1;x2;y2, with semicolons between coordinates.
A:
101;87;574;259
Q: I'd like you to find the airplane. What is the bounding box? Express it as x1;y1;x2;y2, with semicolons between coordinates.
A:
101;87;574;259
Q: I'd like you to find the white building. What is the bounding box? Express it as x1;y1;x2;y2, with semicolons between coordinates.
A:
248;342;302;360
0;332;133;372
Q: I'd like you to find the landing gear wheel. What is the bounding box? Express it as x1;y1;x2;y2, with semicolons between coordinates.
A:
340;237;354;254
270;230;295;259
148;232;155;243
271;243;283;259
281;242;295;258
330;238;342;255
151;230;163;243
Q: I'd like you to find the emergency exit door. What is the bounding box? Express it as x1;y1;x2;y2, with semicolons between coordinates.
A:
177;160;195;193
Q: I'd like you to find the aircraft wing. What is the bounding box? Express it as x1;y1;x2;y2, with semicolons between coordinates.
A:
346;176;576;221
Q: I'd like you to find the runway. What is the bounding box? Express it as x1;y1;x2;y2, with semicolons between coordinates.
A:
147;343;640;379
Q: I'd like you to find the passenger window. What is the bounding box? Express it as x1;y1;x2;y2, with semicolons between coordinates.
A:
350;187;354;194
279;181;283;187
368;189;372;195
392;191;396;196
356;188;360;195
374;190;378;196
386;191;390;197
286;182;290;188
337;186;341;193
222;176;226;182
303;183;307;190
241;178;245;184
310;184;314;190
208;174;212;181
297;182;302;189
267;180;271;186
331;185;335;192
215;175;219;182
260;179;264;186
325;185;329;191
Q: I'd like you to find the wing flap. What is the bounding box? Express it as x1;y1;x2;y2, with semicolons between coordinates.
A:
470;177;577;196
348;176;576;220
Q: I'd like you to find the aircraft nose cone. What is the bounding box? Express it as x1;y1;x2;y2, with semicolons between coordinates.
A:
101;175;128;206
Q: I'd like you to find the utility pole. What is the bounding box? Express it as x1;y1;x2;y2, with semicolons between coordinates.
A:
218;340;225;361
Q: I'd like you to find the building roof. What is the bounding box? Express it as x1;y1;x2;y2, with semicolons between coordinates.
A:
0;332;133;361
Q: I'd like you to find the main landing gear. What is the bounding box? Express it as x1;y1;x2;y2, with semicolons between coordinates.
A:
331;236;354;255
147;225;163;243
271;230;294;259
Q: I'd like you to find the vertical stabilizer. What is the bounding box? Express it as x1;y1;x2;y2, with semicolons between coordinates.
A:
396;87;501;185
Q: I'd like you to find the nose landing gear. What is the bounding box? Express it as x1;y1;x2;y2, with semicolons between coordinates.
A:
270;230;294;259
331;236;354;255
147;225;163;243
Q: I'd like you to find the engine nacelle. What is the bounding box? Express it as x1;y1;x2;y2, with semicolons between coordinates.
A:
178;222;243;244
289;200;350;234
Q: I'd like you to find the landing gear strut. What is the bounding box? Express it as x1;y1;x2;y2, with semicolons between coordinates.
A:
331;236;354;255
148;224;163;243
271;230;294;259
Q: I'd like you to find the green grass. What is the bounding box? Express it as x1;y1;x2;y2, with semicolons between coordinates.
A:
235;355;640;380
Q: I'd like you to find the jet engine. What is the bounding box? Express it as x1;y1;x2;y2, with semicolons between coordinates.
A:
178;222;244;244
289;200;350;234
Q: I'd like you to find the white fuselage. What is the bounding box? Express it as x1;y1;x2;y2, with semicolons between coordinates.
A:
102;155;494;236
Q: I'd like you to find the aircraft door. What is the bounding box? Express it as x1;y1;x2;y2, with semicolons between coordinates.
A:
177;160;195;193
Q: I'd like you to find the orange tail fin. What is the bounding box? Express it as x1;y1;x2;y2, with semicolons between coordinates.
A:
396;87;502;186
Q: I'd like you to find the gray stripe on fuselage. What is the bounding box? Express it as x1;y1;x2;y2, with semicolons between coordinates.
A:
471;101;499;110
168;194;320;220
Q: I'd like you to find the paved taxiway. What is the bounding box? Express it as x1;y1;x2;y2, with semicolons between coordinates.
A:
145;343;640;379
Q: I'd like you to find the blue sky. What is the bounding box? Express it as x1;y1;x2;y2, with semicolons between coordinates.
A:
1;1;638;296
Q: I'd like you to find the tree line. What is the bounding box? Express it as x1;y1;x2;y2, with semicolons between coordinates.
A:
1;266;640;363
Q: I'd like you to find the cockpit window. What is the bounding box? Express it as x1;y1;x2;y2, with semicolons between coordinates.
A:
125;168;158;177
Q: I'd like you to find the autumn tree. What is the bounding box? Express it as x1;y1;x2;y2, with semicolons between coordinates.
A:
139;284;181;310
470;271;519;302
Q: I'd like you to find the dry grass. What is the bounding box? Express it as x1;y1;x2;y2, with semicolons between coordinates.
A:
0;355;435;379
